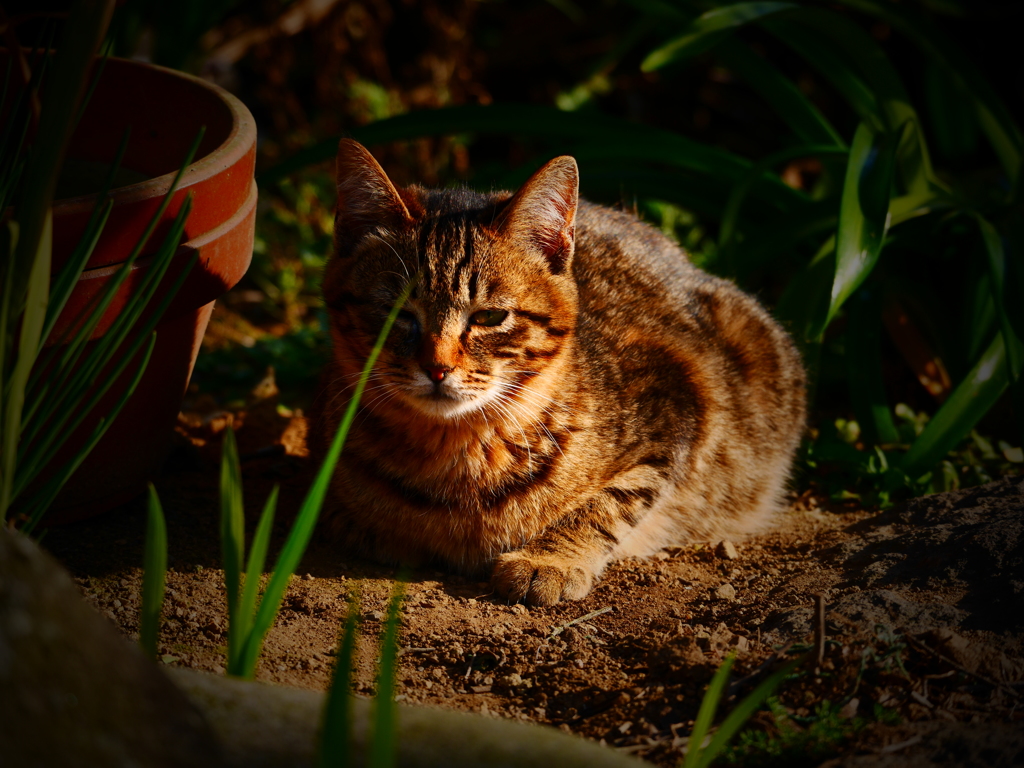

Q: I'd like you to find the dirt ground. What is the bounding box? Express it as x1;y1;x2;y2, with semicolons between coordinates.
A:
42;396;1024;767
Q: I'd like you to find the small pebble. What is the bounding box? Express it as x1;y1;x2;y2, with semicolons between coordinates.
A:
714;583;737;601
716;540;739;560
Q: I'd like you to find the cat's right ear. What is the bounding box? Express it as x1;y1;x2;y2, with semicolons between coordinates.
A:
496;156;579;275
334;139;413;253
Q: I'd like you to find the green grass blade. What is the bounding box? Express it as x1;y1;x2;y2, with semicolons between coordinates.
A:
369;579;406;768
816;121;899;338
319;590;361;768
29;200;114;397
718;144;847;274
556;17;653;111
641;2;798;72
0;225;14;458
235;278;417;679
140;482;168;660
780;7;937;195
716;38;846;148
900;333;1010;477
732;201;838;282
2;211;51;519
695;656;803;768
37;127;131;351
259;105;783;195
776;235;835;351
832;0;1022;192
683;654;736;768
20;331;158;534
9;0;114;319
924;62;979;161
763;17;883;133
220;427;245;672
19;121;202;455
14;208;196;498
236;484;279;649
845;288;899;445
975;214;1024;448
567;142;805;210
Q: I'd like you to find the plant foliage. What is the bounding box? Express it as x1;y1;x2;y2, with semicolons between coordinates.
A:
0;2;201;531
263;0;1023;497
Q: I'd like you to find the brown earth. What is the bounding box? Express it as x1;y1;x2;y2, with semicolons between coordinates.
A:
42;396;1024;767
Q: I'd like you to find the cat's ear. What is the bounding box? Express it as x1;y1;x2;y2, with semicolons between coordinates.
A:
497;156;578;274
334;139;412;251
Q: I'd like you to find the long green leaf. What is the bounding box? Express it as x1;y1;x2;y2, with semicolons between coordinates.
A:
716;38;846;148
37;127;131;353
1;211;51;519
140;482;168;660
815;121;898;338
556;17;653;111
776;235;835;348
975;214;1024;448
732;201;838;281
319;590;361;768
234;278;417;678
20;331;158;535
234;484;279;660
763;17;884;133
568;143;805;210
0;223;15;455
21;127;204;451
777;7;937;196
14;204;197;500
9;0;114;318
641;2;797;72
695;656;803;768
900;333;1011;476
831;0;1023;193
259;104;788;198
718;144;847;274
683;654;735;768
368;581;405;768
221;427;245;668
845;287;899;445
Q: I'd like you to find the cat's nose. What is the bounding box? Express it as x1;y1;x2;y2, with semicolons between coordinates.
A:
422;365;452;383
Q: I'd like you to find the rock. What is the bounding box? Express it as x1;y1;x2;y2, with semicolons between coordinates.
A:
763;589;968;643
714;583;737;601
715;540;739;560
0;527;221;768
818;721;1024;768
171;666;648;768
822;475;1024;633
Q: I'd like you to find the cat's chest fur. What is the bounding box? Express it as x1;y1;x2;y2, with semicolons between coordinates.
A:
312;140;806;605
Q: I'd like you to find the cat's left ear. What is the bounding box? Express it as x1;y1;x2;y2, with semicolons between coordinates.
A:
497;156;578;274
334;139;413;253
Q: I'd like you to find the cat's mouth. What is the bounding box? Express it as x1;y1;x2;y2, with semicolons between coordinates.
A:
410;391;480;419
401;379;493;420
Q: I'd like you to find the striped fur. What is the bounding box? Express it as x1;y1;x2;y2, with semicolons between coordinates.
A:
312;140;807;606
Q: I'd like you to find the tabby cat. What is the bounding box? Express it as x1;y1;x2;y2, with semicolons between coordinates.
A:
313;139;806;606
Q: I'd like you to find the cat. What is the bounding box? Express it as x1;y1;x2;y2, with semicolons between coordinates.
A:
312;139;807;606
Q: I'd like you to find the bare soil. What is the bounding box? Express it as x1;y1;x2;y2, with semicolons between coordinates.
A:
42;397;1024;766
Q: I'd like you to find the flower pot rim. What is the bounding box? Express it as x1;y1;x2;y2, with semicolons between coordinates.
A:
52;57;256;215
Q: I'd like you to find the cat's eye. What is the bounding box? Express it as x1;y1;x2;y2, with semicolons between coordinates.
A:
469;309;508;327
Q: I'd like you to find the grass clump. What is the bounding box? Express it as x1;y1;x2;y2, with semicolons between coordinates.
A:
720;698;900;768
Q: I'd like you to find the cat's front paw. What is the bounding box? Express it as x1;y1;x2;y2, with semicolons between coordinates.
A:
491;551;597;606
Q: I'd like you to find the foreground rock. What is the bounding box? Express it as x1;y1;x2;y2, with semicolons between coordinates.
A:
0;527;221;768
0;526;643;768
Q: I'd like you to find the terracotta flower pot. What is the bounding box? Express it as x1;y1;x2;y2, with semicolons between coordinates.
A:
38;56;257;523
